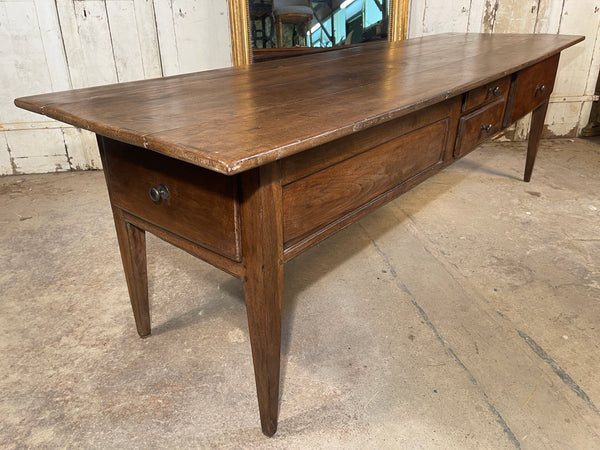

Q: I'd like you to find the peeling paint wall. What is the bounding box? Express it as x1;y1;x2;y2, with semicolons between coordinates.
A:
1;0;232;176
4;1;598;176
408;0;600;140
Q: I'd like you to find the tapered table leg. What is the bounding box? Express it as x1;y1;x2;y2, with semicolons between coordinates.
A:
524;99;550;182
240;163;284;437
98;136;151;338
112;207;151;338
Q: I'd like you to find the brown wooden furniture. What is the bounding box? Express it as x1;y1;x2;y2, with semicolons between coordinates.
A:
15;33;583;436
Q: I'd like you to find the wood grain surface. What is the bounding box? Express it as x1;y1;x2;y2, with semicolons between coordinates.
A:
100;136;241;260
462;76;510;112
15;33;582;175
455;98;507;158
504;53;560;126
283;118;449;244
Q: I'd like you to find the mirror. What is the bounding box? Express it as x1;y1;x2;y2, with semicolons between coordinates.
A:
229;0;407;65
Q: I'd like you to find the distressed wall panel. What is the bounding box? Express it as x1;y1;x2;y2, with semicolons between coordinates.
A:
545;0;600;137
2;0;233;175
63;128;102;171
5;129;71;174
154;0;233;76
409;0;471;37
534;0;564;34
1;1;57;124
4;1;598;175
466;1;485;32
0;132;11;176
105;0;163;82
152;1;180;76
105;1;149;82
494;0;539;33
132;0;164;79
0;1;74;174
58;1;119;88
407;0;600;140
32;0;71;92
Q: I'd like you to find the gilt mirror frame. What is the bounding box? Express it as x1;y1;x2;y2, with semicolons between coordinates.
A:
228;0;409;66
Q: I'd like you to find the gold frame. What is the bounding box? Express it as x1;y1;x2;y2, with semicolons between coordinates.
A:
229;0;409;67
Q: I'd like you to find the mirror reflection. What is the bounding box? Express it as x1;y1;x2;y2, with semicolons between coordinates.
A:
249;1;388;50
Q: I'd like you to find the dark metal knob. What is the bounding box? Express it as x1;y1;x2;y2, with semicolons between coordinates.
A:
535;84;546;94
481;123;493;133
149;184;169;202
489;86;501;96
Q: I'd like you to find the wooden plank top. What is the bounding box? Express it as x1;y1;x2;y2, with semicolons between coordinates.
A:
15;33;583;175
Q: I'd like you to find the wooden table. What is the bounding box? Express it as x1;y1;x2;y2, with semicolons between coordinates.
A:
15;33;583;436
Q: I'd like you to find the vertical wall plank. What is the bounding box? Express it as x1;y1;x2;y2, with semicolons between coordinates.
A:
0;1;81;174
102;0;161;82
553;0;600;96
467;1;485;32
105;0;146;82
63;128;102;170
0;1;55;123
2;0;235;175
408;0;427;37
171;0;232;74
133;0;163;79
535;0;563;33
481;0;499;33
32;0;72;92
57;0;118;88
55;0;88;89
0;132;12;176
494;0;539;33
409;0;472;37
545;0;600;136
153;1;180;76
176;0;232;73
73;0;119;86
423;0;471;35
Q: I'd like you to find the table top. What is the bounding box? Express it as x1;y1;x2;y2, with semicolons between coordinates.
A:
15;33;583;175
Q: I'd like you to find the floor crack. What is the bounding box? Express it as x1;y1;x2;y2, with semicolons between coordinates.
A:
358;222;521;449
518;330;600;416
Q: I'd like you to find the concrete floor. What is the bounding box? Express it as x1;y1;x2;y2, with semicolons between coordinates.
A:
1;139;599;448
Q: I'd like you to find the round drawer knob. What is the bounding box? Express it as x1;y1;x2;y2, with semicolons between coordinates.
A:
149;184;169;202
490;86;501;96
535;84;546;94
481;123;493;133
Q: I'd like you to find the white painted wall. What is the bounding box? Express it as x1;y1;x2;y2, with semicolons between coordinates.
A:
1;0;232;175
408;0;600;139
3;1;599;175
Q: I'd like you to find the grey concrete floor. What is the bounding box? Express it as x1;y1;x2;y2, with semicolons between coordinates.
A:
1;139;599;448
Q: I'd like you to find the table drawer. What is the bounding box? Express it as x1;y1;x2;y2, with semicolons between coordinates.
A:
282;118;449;245
504;54;560;126
455;98;506;158
100;138;241;261
463;76;510;112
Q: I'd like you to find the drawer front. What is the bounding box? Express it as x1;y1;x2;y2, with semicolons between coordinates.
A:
101;138;240;260
281;98;460;186
463;76;510;112
283;118;449;245
455;98;506;158
504;54;560;126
